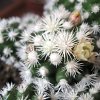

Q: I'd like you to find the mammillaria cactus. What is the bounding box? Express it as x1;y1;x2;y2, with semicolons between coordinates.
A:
0;0;100;100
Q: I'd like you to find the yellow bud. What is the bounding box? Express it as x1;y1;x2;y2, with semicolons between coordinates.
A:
73;41;94;61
